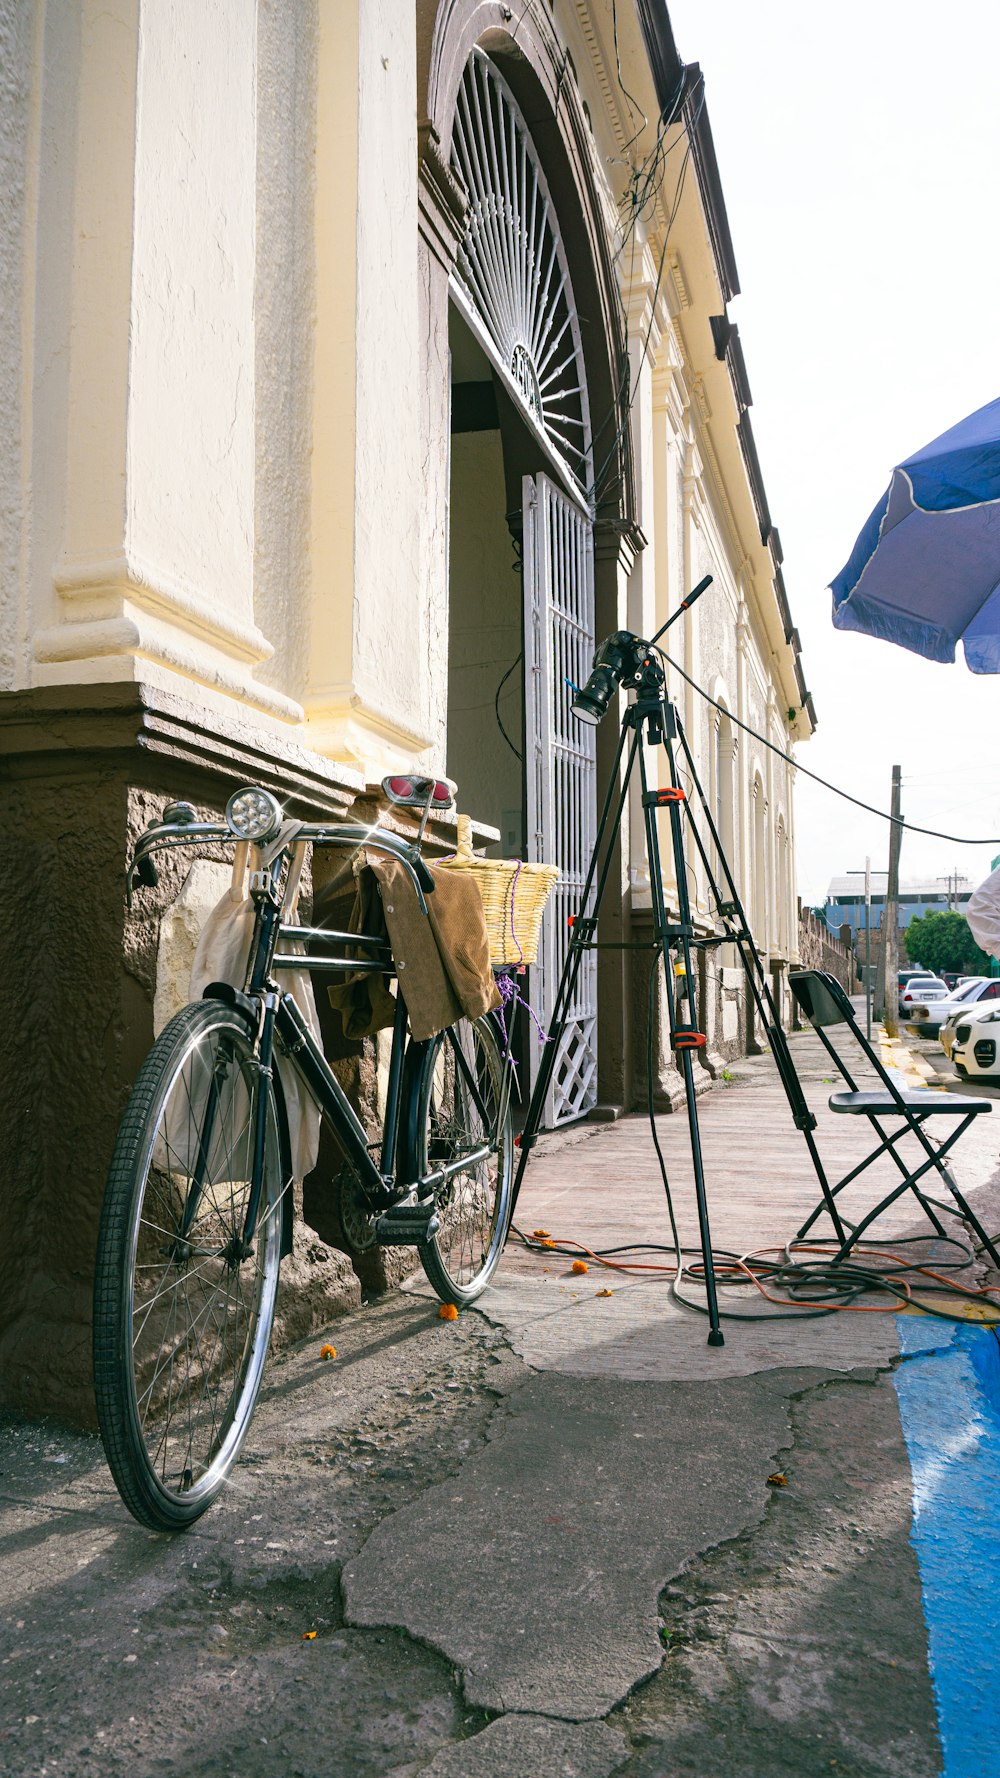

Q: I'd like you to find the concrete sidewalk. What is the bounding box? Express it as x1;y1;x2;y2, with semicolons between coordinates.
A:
2;1022;999;1776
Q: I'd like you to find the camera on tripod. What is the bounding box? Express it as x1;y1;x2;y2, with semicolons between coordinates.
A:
571;632;661;726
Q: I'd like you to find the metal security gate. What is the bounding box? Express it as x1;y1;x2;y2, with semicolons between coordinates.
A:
523;473;598;1126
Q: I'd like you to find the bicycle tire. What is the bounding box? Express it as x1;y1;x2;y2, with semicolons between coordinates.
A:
93;998;288;1530
407;1014;514;1306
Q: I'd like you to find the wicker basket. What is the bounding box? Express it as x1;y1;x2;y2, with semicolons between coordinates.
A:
440;815;559;966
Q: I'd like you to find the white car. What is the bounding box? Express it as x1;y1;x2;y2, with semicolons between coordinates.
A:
908;975;992;1038
898;974;948;1017
936;977;1000;1055
950;1002;1000;1079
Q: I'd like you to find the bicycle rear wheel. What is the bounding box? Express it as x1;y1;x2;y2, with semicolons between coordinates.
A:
93;999;287;1530
407;1015;514;1306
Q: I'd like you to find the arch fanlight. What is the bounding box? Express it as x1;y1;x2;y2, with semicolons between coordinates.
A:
450;49;592;496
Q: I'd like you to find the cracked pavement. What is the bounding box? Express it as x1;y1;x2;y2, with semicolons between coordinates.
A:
0;1296;940;1778
3;1022;997;1775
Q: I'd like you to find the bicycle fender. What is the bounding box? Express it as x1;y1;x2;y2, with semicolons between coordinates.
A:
200;980;259;1026
272;1072;295;1262
396;1035;434;1187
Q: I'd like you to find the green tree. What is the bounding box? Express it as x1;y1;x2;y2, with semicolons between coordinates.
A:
905;910;990;975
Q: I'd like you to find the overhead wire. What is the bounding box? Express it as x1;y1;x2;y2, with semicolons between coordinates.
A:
659;648;1000;847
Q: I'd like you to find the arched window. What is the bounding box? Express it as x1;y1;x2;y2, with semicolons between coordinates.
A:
450;49;591;493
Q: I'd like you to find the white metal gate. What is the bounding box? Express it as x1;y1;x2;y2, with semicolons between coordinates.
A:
523;473;598;1126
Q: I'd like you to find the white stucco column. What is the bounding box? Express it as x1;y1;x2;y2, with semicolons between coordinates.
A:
625;280;658;639
765;682;778;955
28;0;293;719
788;758;801;962
304;0;428;775
735;588;752;911
647;332;692;912
624;278;659;908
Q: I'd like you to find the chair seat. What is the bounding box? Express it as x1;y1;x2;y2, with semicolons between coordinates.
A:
829;1089;993;1116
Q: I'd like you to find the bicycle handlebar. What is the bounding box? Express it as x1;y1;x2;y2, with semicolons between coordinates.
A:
127;816;437;906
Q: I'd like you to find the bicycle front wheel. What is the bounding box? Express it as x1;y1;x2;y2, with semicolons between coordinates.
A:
93;999;287;1530
407;1015;514;1307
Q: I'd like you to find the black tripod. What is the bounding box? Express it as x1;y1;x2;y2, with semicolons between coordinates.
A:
510;581;846;1346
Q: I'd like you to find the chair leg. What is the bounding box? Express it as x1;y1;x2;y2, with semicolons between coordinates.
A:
938;1177;1000;1270
795;1126;851;1245
826;1115;998;1264
794;1119;917;1243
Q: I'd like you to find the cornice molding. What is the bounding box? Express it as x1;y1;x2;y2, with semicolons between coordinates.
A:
52;550;272;663
0;682;362;818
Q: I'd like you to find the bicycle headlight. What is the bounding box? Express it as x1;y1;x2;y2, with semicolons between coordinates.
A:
225;786;283;843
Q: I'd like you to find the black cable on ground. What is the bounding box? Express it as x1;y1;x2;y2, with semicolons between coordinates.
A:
509;1221;1000;1327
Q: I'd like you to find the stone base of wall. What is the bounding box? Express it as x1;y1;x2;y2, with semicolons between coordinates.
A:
0;682;363;1426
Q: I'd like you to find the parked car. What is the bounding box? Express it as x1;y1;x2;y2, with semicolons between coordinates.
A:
898;975;948;1017
907;975;991;1037
935;978;1000;1054
950;1002;1000;1079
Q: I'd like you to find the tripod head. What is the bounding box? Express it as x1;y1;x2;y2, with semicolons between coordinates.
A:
571;575;713;727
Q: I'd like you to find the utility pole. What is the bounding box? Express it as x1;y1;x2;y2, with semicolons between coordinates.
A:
883;765;903;1039
846;860;874;1039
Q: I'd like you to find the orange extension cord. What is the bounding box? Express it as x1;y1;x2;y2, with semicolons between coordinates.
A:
512;1225;1000;1320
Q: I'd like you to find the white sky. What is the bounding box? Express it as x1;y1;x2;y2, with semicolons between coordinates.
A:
664;0;1000;906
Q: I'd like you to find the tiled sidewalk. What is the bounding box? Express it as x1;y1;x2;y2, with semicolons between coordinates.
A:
501;1021;1000;1280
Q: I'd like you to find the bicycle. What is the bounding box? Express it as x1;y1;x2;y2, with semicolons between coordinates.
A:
93;776;515;1532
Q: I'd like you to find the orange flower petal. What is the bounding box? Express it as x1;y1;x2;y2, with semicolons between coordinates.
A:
766;1473;788;1488
302;1630;317;1640
532;1229;552;1240
539;1240;556;1250
320;1345;337;1360
438;1302;459;1320
571;1260;589;1274
596;1288;613;1297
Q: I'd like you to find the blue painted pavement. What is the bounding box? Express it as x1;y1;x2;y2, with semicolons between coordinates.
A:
894;1317;1000;1777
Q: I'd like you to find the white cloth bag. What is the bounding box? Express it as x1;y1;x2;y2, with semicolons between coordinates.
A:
189;857;323;1180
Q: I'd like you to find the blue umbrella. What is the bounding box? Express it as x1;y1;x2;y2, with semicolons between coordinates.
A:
831;395;1000;672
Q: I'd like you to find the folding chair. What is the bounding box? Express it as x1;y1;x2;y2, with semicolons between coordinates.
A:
787;969;999;1267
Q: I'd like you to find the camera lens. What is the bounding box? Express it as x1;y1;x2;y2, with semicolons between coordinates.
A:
572;664;619;725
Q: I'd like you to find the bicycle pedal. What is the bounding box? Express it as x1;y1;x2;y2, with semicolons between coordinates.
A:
374;1202;441;1246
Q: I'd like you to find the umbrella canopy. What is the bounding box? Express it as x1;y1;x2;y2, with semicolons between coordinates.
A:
831;396;1000;672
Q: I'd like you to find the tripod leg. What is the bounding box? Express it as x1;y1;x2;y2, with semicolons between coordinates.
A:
673;714;852;1246
510;717;641;1218
642;736;725;1345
